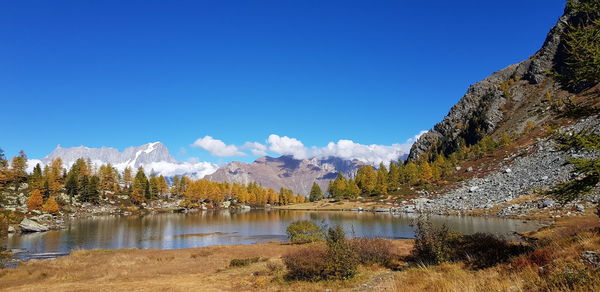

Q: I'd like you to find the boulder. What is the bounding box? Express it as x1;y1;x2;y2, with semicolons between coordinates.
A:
19;218;49;232
576;204;585;212
8;225;15;233
540;200;555;208
469;186;480;193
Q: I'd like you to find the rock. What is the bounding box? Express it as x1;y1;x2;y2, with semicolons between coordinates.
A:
576;204;585;212
484;204;493;209
19;218;49;232
469;186;480;193
505;168;512;173
239;205;251;209
540;200;555;208
8;225;15;233
466;167;473;172
455;166;462;171
581;251;600;268
541;176;549;180
221;201;231;208
374;208;390;213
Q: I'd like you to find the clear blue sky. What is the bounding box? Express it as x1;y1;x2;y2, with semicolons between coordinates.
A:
1;0;565;163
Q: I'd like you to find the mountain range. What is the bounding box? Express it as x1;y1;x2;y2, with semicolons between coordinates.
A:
36;142;372;194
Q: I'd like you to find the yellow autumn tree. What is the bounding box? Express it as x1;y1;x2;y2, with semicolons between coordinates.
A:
27;189;44;211
42;196;60;214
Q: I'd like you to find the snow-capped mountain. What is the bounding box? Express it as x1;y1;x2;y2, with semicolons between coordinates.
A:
40;142;218;179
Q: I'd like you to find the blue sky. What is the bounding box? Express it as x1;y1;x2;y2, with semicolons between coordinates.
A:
1;0;565;164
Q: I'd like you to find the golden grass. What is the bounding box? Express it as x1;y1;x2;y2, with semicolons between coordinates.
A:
0;240;413;291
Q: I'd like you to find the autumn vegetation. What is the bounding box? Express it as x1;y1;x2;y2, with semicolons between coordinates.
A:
0;148;306;215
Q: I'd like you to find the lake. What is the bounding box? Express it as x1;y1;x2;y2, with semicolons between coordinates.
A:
1;210;543;263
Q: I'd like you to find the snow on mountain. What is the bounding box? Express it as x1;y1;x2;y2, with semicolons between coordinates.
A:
39;142;218;179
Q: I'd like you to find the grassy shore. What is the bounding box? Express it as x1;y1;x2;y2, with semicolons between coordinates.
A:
1;211;598;291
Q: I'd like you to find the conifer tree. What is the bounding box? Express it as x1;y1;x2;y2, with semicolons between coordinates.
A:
42;196;60;214
346;179;361;199
10;150;28;190
30;163;44;190
375;163;388;195
355;166;377;195
309;182;323;202
131;167;149;204
418;161;434;184
27;189;44;211
388;162;401;191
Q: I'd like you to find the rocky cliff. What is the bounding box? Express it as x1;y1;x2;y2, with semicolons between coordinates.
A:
407;2;582;161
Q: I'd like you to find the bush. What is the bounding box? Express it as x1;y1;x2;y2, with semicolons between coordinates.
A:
411;217;461;265
283;245;328;281
323;226;359;280
229;257;260;267
512;247;556;270
412;217;529;268
349;237;394;267
286;220;325;244
283;225;359;281
451;233;530;269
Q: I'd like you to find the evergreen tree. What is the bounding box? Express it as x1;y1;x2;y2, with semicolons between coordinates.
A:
30;163;44;190
309;182;323;202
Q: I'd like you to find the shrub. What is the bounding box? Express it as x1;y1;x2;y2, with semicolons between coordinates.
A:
412;217;529;268
349;237;394;267
323;226;359;280
283;225;359;281
229;257;260;267
286;220;325;244
512;247;556;270
411;217;460;265
283;245;328;281
452;233;530;269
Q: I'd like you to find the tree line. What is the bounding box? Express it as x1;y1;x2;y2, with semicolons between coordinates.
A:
0;149;305;212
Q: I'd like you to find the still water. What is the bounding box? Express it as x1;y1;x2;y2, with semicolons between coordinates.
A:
1;210;542;262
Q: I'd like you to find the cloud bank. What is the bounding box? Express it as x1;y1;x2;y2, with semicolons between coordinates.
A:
195;131;427;165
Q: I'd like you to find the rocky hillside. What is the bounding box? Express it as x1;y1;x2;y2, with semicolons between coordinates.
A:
408;0;597;161
400;0;600;216
206;155;363;195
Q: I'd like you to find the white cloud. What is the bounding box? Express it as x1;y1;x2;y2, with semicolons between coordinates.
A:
192;136;245;157
192;131;427;166
312;140;406;165
143;161;219;180
242;142;268;156
267;134;308;159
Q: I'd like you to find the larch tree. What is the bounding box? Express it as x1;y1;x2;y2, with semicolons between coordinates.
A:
27;189;44;211
309;182;323;202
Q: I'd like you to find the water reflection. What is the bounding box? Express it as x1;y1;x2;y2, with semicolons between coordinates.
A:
1;210;542;257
